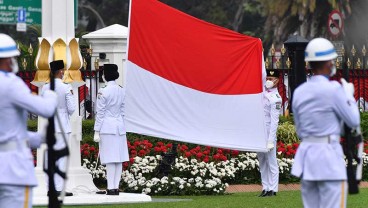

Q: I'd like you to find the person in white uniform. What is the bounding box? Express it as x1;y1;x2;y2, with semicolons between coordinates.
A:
291;38;360;208
42;60;75;197
0;33;58;208
94;64;129;195
257;69;282;197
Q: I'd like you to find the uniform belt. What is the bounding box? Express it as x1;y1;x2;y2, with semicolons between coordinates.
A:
0;140;29;151
302;135;340;144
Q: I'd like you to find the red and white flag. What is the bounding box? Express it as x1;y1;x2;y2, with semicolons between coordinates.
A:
126;0;267;151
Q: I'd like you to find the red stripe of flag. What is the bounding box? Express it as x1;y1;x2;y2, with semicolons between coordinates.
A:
128;0;263;95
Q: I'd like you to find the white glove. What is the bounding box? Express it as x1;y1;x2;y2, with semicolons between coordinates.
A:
267;141;275;151
340;78;354;97
93;131;101;142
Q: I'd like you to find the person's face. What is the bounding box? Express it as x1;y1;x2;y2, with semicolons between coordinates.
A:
265;77;279;88
0;58;12;72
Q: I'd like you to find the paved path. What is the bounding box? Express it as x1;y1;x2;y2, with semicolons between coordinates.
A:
226;182;368;193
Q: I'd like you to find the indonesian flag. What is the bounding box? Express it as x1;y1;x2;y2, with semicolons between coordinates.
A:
125;0;267;151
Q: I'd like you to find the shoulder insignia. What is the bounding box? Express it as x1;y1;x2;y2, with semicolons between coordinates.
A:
119;85;123;88
70;90;74;95
275;102;282;110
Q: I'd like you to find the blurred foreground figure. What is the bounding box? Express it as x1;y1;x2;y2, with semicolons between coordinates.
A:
291;38;360;208
0;33;57;208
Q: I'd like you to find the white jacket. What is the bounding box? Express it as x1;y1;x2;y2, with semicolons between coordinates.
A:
94;81;126;135
0;70;57;186
42;78;75;133
264;87;282;141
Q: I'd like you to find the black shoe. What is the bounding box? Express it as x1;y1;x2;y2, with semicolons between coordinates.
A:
47;191;73;197
64;192;73;196
258;190;267;197
96;190;107;194
114;189;120;195
265;190;276;196
106;189;116;195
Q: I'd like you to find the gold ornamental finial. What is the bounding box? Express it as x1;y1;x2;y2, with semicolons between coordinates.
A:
362;45;366;56
22;58;27;70
83;58;87;69
87;44;93;56
347;58;352;68
270;44;275;56
356;58;362;69
94;57;99;70
336;58;340;68
286;57;291;69
351;45;356;57
265;58;269;69
28;44;33;55
275;58;281;69
281;44;286;56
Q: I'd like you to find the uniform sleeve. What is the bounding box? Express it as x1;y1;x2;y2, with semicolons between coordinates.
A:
10;78;57;118
65;84;76;116
94;89;106;131
332;86;360;128
27;131;42;149
262;55;266;91
292;90;302;137
120;88;126;117
268;96;281;141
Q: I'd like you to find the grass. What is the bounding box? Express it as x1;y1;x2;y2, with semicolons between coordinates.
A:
35;188;368;208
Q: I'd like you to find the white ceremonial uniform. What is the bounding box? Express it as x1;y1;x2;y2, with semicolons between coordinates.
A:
0;70;57;208
257;87;282;192
292;75;360;208
42;78;76;191
94;81;129;164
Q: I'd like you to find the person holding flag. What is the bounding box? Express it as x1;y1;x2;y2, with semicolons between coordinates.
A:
42;60;75;197
0;33;58;208
94;64;129;195
291;38;360;208
257;69;282;197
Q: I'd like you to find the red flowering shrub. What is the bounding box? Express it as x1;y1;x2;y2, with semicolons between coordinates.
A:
277;141;298;158
80;143;99;162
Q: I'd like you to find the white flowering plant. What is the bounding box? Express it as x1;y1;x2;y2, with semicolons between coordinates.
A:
81;139;368;195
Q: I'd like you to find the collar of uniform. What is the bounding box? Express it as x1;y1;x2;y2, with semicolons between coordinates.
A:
310;75;329;82
107;81;117;86
0;69;9;74
267;87;277;93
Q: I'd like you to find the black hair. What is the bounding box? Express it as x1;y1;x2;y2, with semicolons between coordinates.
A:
309;61;329;70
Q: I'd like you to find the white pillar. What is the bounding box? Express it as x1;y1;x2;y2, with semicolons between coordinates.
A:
33;0;97;197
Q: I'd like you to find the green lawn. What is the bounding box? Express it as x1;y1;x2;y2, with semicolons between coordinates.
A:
36;188;368;208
